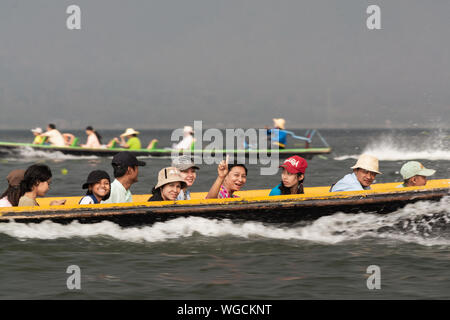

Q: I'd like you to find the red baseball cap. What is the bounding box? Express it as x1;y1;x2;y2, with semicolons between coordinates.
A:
280;156;308;174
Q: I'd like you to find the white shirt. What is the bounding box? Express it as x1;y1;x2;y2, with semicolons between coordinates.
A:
101;179;132;204
42;129;66;147
0;196;12;207
82;134;101;148
174;135;194;150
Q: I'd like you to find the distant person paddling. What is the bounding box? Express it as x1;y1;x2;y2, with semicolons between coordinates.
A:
81;126;102;148
39;124;66;147
108;128;142;150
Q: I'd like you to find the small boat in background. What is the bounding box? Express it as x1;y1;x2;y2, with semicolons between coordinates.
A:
1;179;448;227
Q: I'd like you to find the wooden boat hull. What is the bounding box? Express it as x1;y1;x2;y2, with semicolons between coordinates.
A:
1;180;449;227
0;142;331;159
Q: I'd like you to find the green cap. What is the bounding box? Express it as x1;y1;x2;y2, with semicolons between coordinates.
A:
400;161;436;180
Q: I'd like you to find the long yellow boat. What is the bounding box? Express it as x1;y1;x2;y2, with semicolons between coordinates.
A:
1;179;449;226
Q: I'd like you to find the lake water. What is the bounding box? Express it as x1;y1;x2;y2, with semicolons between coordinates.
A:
0;128;449;299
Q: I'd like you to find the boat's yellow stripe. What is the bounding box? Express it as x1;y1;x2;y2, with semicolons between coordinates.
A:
1;179;449;215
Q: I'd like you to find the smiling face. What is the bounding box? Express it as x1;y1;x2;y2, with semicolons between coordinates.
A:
179;168;197;187
281;169;303;188
160;182;182;201
90;178;111;200
223;166;247;193
354;168;377;187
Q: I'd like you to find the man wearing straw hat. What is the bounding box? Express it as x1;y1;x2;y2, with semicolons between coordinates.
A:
108;128;142;150
266;118;288;149
330;154;381;192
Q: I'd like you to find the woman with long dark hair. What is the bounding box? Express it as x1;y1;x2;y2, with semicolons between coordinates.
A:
18;164;66;207
81;126;102;148
0;169;25;207
269;156;307;196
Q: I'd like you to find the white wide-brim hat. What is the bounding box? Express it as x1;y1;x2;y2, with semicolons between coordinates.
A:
31;127;43;134
273;118;286;130
120;128;140;137
155;167;187;190
351;154;382;174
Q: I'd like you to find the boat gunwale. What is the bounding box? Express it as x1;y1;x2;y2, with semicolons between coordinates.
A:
1;182;449;221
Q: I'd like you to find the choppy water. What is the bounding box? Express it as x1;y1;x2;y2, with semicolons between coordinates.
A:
0;128;449;299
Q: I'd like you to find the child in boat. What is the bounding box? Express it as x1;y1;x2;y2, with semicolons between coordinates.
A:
79;170;111;204
18;164;66;207
206;156;247;199
0;169;25;207
172;155;200;200
269;156;307;196
148;167;187;201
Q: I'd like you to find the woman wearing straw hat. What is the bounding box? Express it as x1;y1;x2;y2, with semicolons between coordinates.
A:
330;154;381;192
148;167;187;201
108;128;142;150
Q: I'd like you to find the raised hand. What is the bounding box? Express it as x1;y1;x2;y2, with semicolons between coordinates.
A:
217;155;229;178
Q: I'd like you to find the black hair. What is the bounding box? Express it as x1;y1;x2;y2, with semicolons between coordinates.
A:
86;126;102;144
1;186;22;206
20;164;52;195
112;163;129;178
85;185;110;201
148;187;164;201
48;124;56;129
278;174;305;195
228;163;248;175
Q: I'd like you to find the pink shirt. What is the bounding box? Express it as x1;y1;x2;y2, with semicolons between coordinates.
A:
0;196;12;207
218;185;239;199
82;134;101;148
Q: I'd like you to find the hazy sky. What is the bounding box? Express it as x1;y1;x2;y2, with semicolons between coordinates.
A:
0;0;449;129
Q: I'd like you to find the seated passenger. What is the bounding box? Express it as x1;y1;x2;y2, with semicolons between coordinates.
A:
172;155;200;200
79;170;111;204
31;127;46;145
397;161;436;188
0;169;25;207
148;167;187;201
107;128;142;150
330;154;381;192
81;126;102;148
173;126;195;150
40;124;66;147
269;156;307;196
18;164;66;207
101;151;146;204
206;157;247;199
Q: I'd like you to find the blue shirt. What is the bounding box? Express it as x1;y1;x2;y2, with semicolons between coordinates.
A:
269;184;282;196
267;129;287;146
176;189;191;201
330;173;371;192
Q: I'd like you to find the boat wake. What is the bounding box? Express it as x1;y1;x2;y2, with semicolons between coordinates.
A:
1;197;449;246
3;147;100;161
335;132;450;161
